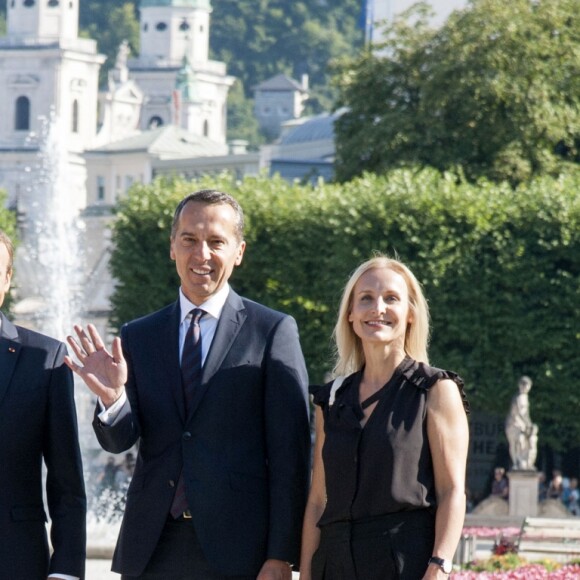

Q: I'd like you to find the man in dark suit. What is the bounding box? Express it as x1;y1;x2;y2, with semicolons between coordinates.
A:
66;190;311;579
0;230;86;579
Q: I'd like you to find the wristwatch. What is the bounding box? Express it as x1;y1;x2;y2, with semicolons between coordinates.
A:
428;556;452;574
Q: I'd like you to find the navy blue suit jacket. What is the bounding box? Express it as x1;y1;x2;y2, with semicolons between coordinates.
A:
0;312;86;579
94;290;311;577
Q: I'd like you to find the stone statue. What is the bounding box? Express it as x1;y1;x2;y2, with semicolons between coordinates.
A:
115;40;130;70
505;376;538;470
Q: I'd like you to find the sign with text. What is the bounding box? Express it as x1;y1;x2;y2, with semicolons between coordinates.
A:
467;411;508;501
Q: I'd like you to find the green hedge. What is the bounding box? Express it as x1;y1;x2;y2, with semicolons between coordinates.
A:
109;169;580;448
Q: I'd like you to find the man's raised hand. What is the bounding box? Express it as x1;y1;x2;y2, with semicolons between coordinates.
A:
65;323;127;408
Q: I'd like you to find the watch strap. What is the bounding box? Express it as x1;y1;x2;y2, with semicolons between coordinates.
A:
428;556;452;574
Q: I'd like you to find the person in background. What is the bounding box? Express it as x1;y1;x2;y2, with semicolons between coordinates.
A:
490;467;509;499
113;452;136;492
115;452;136;486
97;456;119;494
0;230;86;579
465;487;475;513
563;477;580;515
547;469;565;500
66;190;310;580
300;256;470;580
538;472;548;502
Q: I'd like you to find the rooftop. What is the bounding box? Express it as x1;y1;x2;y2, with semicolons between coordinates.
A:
254;73;307;93
87;125;227;158
279;109;346;145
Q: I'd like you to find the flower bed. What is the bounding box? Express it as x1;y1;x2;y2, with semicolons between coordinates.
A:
455;527;580;578
453;564;580;578
462;527;521;539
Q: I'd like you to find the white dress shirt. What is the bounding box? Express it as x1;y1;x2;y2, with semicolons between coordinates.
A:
98;284;231;424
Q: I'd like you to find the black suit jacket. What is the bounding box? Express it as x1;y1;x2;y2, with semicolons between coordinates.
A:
94;290;311;577
0;312;86;579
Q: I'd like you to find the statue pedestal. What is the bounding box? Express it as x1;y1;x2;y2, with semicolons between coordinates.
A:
507;470;539;517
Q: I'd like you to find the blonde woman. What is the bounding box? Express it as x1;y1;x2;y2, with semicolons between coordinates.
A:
300;256;469;580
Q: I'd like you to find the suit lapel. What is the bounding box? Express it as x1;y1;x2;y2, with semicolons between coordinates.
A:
158;301;187;422
0;312;22;409
186;290;246;422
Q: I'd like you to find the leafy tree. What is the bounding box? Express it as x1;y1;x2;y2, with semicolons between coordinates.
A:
0;190;16;239
334;0;580;185
0;189;18;312
80;2;140;85
209;0;363;107
0;190;16;241
226;80;263;149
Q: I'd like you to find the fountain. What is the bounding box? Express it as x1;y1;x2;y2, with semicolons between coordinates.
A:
12;110;122;559
14;112;83;339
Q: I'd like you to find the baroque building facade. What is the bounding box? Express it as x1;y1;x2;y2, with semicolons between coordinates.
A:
133;0;233;142
0;0;235;215
0;0;103;211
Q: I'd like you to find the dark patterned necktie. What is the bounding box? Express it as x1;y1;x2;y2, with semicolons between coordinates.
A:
170;308;204;518
180;308;204;413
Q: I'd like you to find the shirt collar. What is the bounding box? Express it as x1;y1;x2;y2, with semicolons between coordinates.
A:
178;283;230;324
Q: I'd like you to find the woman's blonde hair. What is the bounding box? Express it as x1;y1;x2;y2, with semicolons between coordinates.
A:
332;256;430;376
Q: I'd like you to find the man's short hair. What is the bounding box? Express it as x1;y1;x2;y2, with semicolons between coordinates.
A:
0;230;14;274
171;190;245;242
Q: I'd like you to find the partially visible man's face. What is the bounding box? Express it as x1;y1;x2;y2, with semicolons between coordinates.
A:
0;242;12;308
170;201;245;305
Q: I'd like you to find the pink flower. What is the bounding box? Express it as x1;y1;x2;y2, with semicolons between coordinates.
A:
462;526;521;539
452;565;580;578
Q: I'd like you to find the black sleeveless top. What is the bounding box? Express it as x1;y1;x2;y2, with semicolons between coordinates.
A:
310;356;469;527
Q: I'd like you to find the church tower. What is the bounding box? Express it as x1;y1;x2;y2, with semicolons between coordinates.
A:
139;0;210;64
7;0;80;42
0;0;105;210
131;0;233;143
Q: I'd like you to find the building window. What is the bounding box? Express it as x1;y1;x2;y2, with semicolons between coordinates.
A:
72;99;79;133
97;176;105;201
203;120;209;137
143;23;148;32
125;175;134;191
24;0;35;7
179;19;190;31
48;0;59;6
155;22;167;31
148;116;163;129
15;96;30;131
